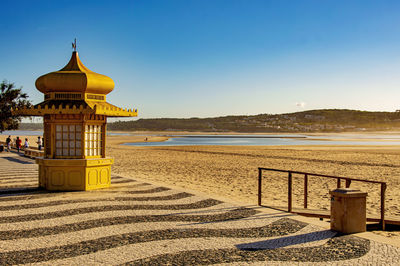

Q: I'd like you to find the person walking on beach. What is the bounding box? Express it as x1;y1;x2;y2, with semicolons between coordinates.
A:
37;136;42;150
16;137;22;153
24;138;29;149
6;135;11;152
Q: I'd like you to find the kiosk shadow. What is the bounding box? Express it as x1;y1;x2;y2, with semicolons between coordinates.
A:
0;186;45;197
1;155;34;164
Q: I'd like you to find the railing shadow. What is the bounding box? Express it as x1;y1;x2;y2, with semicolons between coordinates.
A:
236;230;337;250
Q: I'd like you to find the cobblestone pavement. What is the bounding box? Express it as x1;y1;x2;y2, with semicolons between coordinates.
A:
0;152;399;265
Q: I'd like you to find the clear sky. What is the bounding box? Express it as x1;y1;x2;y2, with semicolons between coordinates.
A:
1;0;400;119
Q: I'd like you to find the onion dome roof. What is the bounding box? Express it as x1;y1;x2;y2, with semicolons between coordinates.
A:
35;51;115;95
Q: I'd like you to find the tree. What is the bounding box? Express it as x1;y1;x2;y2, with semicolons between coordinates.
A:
0;80;32;132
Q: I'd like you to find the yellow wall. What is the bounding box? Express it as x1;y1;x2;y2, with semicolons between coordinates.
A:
37;157;113;191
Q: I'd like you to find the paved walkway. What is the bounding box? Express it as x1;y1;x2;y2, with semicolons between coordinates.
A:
0;152;399;265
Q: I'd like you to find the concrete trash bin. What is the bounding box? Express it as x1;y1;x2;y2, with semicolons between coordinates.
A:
330;188;367;234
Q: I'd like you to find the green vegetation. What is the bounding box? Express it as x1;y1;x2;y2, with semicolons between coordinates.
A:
0;80;31;132
18;123;43;131
107;109;400;132
19;109;400;133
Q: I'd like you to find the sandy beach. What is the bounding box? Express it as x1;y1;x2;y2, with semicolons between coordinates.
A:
106;134;400;239
108;138;400;215
2;133;400;239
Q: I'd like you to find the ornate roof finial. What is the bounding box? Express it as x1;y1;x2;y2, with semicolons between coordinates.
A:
72;38;77;52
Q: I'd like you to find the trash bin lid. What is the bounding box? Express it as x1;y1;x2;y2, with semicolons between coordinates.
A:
329;188;368;197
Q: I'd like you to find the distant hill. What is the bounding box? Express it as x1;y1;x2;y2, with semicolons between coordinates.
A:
18;123;44;131
18;109;400;133
107;109;400;133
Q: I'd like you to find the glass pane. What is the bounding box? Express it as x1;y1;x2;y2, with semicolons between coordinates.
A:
69;148;75;156
76;149;81;156
89;149;93;156
63;133;68;140
56;149;62;156
93;133;97;141
56;133;62;140
69;141;75;148
93;126;97;133
69;125;75;131
76;133;81;140
63;141;68;148
85;125;89;132
69;133;75;139
56;141;62;148
63;148;68;156
93;149;97;156
76;141;81;148
76;125;82;132
63;125;68;131
89;141;92;148
56;125;62;132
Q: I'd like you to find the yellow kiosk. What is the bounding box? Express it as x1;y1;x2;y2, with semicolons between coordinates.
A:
14;47;137;191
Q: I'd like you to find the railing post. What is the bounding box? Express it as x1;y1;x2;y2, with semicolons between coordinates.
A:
304;174;308;209
288;171;292;212
345;179;351;188
381;183;386;230
337;178;341;188
258;168;262;206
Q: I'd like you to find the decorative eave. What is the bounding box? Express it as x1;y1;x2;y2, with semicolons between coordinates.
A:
88;101;138;117
12;100;138;117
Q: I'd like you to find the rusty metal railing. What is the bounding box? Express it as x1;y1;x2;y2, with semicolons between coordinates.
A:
258;168;387;230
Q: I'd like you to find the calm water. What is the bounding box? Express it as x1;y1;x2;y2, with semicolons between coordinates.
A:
125;135;400;146
1;130;44;136
2;130;400;146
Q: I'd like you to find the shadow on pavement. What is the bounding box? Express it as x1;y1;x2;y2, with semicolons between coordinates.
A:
0;186;45;197
236;229;336;250
1;154;34;164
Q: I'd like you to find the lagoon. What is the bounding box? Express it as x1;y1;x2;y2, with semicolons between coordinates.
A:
2;130;400;146
124;134;400;146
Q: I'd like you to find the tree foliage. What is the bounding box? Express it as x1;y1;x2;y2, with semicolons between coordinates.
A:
0;80;31;132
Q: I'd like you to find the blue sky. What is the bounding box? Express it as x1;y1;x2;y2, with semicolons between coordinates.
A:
1;0;400;119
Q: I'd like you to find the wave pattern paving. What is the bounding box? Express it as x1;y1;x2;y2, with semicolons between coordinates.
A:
0;152;399;265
